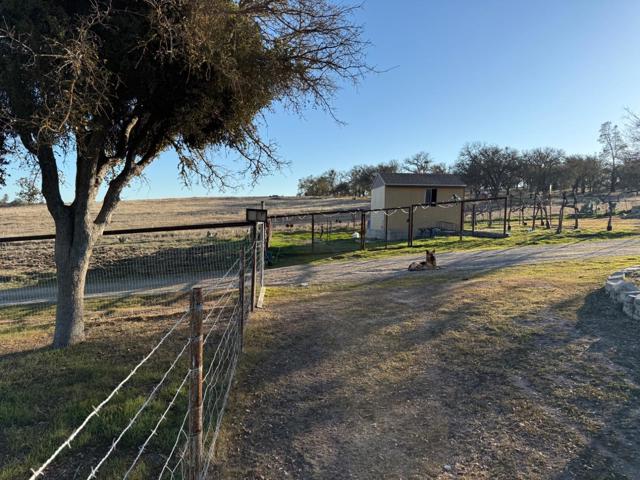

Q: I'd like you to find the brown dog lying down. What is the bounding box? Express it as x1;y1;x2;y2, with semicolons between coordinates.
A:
408;250;437;271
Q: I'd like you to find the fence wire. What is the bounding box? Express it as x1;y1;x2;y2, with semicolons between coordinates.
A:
266;199;506;263
23;222;263;479
0;227;254;330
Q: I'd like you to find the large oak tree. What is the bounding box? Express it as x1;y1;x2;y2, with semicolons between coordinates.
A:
0;0;367;347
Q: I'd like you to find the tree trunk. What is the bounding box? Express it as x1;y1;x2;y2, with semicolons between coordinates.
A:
607;202;614;231
531;199;537;230
541;203;550;228
611;171;617;193
52;212;95;348
520;206;524;225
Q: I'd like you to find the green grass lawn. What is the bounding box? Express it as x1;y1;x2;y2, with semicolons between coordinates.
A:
267;216;640;268
0;313;191;480
0;289;238;480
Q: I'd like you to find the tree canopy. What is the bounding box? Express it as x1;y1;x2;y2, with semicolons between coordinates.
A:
0;0;368;347
0;0;367;216
297;160;400;197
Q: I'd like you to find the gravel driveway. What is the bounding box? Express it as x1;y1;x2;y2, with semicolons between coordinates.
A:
266;237;640;286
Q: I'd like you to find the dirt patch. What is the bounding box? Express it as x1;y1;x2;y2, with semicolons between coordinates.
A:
214;259;640;479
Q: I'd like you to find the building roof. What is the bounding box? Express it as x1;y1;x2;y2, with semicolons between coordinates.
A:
372;172;466;189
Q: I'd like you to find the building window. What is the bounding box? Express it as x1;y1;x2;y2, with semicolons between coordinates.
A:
425;188;438;205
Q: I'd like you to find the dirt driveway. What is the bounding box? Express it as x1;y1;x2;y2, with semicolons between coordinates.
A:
213;240;640;479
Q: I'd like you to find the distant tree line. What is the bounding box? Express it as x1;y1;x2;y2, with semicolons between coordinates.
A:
297;152;449;196
298;118;640;199
454;121;639;199
0;171;45;206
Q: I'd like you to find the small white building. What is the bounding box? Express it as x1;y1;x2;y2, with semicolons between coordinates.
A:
369;172;466;240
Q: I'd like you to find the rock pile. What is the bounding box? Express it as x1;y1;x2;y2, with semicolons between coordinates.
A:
605;266;640;320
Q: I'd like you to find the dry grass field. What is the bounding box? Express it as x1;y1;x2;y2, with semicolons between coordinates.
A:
0;196;369;237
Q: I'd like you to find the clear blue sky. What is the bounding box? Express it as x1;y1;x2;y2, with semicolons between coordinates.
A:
5;0;640;201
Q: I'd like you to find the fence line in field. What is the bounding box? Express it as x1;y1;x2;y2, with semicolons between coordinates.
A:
27;222;265;479
0;221;257;320
268;196;509;256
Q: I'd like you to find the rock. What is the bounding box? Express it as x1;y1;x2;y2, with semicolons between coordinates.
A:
604;266;640;316
623;293;639;317
443;464;452;472
606;279;624;294
615;283;638;303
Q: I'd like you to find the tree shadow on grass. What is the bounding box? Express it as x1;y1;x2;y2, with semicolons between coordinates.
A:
314;287;640;479
221;270;640;479
552;289;640;479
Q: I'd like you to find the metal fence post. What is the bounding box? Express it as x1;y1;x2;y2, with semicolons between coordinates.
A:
503;197;508;237
471;203;476;234
360;212;366;250
407;206;414;247
459;200;465;241
188;287;204;480
384;211;388;249
239;247;245;351
251;224;257;312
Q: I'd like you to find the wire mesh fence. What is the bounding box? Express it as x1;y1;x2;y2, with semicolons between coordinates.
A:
498;189;640;233
0;225;258;327
0;220;265;479
463;198;508;236
265;197;507;263
267;210;363;261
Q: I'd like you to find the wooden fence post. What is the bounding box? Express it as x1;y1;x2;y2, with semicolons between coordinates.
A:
188;287;204;480
360;212;366;250
239;248;245;351
503;197;508;237
311;214;315;253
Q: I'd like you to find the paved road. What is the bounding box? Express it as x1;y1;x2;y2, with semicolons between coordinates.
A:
266;237;640;286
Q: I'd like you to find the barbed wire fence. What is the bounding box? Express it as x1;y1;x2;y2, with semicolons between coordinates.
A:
5;220;267;479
